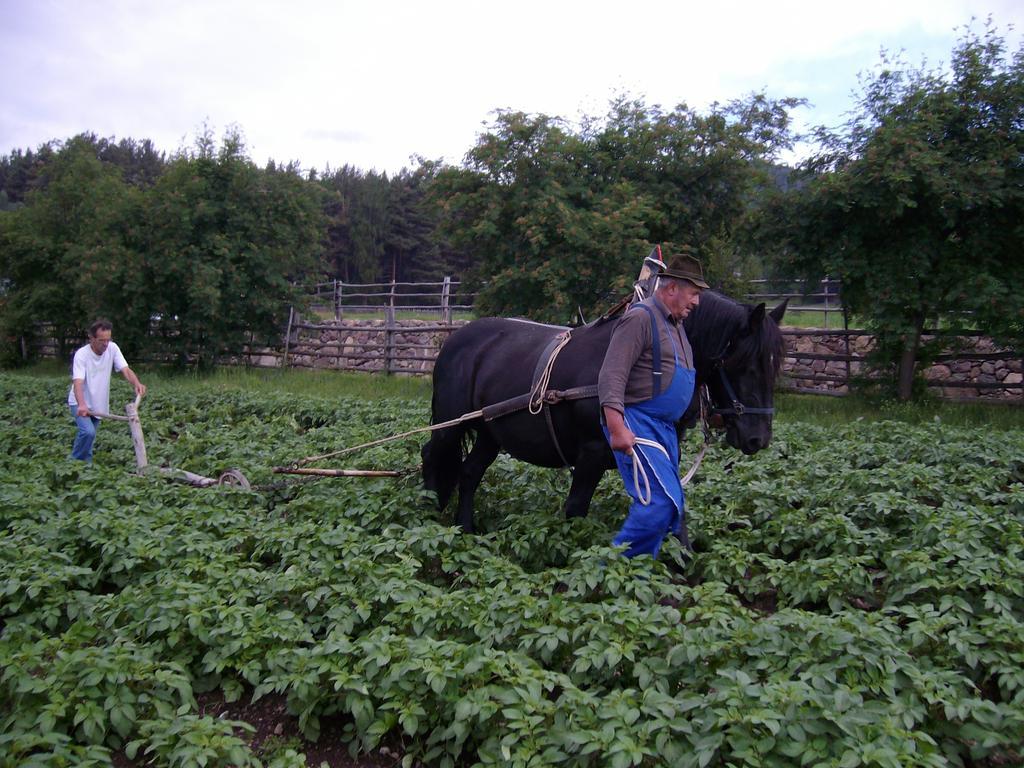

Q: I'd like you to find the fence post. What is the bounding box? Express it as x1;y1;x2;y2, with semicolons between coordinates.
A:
383;280;395;374
283;307;295;369
441;276;452;325
334;279;341;321
823;276;831;330
384;306;396;375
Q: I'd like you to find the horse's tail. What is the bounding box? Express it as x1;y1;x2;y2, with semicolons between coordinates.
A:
420;386;467;511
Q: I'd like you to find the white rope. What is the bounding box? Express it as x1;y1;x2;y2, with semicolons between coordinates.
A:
628;437;669;505
528;330;572;415
681;442;709;486
629;425;709;505
292;408;484;468
680;386;714;486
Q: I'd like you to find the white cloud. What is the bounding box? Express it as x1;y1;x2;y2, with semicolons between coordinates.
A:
1;0;1021;172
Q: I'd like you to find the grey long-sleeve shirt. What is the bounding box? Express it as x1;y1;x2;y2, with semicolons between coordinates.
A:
598;295;694;416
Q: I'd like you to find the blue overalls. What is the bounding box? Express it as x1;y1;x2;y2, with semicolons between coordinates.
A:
603;308;696;558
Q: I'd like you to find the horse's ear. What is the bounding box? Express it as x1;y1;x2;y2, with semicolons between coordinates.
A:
748;303;766;329
769;297;789;325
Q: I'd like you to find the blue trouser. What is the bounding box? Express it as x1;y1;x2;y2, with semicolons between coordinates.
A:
604;333;696;558
70;406;100;462
604;409;685;558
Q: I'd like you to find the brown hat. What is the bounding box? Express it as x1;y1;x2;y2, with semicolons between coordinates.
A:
661;253;709;289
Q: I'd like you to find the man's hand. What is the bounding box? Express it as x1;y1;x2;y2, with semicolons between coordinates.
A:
603;406;636;455
134;381;147;398
609;425;636;455
76;403;90;417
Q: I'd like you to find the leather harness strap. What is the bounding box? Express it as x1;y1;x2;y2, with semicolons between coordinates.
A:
545;406;572;468
481;385;599;422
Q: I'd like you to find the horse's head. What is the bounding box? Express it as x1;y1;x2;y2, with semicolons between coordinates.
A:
687;295;787;455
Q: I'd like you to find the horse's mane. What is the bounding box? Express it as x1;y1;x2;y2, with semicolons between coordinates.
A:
687;291;785;382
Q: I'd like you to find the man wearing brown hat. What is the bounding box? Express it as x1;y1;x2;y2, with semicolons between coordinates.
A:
598;252;708;558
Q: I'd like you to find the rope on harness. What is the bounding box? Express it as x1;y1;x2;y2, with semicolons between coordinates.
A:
681;385;714;486
630;384;716;504
528;330;572;415
281;383;602;474
287;408;484;470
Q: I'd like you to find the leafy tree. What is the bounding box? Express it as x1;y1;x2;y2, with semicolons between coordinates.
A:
0;143;58;206
1;129;326;367
321;165;390;283
428;94;801;323
136;129;327;366
383;166;450;283
94;135;166;187
319;163;452;285
754;23;1024;399
0;135;139;361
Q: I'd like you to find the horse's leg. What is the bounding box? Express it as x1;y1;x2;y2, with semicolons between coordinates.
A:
455;428;500;534
421;425;465;511
562;441;610;519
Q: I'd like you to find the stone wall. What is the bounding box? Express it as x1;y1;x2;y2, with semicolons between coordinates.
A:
245;319;468;374
785;330;1024;400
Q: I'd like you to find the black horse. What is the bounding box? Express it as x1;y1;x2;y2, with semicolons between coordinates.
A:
421;291;787;533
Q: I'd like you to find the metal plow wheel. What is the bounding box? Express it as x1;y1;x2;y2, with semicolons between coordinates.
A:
216;469;251;489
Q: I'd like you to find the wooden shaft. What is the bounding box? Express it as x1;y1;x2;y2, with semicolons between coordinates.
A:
126;401;148;471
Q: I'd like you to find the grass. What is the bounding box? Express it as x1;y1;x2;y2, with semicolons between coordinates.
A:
6;361;433;402
776;391;1024;429
780;310;849;330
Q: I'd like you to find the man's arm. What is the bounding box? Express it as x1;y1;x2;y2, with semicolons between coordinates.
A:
121;367;147;398
598;311;648;455
73;379;89;417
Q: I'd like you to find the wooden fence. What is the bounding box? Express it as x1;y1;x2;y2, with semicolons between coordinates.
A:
746;277;847;329
304;277;840;325
306;278;474;323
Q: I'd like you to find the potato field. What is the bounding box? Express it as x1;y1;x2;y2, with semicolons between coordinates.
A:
1;372;1023;768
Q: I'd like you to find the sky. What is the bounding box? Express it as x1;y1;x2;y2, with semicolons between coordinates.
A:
1;0;1022;175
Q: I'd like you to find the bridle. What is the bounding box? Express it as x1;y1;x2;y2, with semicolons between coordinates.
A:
707;354;775;418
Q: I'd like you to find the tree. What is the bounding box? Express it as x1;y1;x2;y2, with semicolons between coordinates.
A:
754;23;1024;399
0;129;327;367
94;136;166;187
0;135;139;361
428;94;800;323
320;165;390;283
136;129;326;366
318;163;451;285
0;143;58;206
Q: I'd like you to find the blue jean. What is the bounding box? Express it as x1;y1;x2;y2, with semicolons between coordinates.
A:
70;405;100;462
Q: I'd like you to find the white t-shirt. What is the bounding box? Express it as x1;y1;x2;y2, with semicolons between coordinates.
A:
68;341;129;416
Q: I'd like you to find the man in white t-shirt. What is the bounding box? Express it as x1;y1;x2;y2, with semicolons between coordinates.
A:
68;318;147;462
